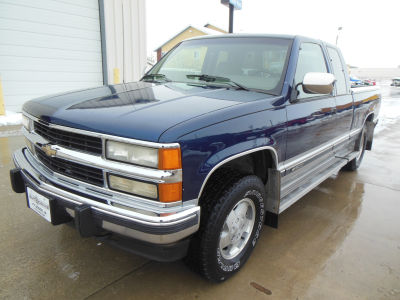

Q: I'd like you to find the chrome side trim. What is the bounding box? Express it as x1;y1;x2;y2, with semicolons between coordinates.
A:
349;128;362;138
281;130;361;172
23;128;182;184
282;139;334;172
197;145;279;199
279;151;359;213
281;152;334;198
23;111;180;149
279;160;346;213
333;133;350;146
197;129;364;202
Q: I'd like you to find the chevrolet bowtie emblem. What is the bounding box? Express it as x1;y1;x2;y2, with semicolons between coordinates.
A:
41;144;57;157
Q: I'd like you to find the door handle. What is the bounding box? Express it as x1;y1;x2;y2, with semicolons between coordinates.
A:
311;112;324;118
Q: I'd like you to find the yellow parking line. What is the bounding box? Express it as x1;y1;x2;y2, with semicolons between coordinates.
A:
0;76;5;116
113;68;120;84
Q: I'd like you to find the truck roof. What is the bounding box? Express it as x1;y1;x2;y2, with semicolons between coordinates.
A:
186;33;296;41
185;33;332;48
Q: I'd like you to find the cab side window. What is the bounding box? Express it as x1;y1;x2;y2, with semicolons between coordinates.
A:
294;43;328;99
328;47;348;95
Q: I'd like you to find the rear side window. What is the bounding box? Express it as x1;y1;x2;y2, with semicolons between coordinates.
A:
327;47;348;95
294;43;328;99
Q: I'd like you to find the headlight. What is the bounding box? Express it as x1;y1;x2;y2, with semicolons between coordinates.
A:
106;140;182;170
22;114;32;131
108;174;158;199
106;140;158;168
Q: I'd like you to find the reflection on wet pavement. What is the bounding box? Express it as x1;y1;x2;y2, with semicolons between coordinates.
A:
1;85;399;299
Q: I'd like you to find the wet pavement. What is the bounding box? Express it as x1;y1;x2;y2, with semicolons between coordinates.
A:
1;85;399;299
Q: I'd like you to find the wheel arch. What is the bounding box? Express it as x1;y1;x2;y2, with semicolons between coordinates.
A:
197;146;279;200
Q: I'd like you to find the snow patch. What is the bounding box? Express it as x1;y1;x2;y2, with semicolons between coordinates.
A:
0;111;22;126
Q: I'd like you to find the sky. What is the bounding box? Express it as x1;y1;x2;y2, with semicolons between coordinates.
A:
146;0;400;68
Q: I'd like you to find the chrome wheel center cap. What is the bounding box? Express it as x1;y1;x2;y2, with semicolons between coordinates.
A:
218;198;256;260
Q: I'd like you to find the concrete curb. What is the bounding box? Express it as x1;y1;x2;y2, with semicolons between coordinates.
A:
0;125;23;137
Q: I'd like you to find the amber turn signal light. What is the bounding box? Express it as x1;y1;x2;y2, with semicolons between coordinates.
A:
159;182;182;203
158;148;182;170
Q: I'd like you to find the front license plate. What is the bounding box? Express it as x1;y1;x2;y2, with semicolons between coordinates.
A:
27;187;51;222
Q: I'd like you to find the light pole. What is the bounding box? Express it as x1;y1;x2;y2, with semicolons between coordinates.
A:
228;3;234;33
221;0;242;33
336;26;343;46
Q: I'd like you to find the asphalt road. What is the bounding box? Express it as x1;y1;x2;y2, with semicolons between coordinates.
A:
0;85;399;299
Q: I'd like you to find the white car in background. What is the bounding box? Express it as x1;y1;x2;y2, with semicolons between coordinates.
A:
391;77;400;87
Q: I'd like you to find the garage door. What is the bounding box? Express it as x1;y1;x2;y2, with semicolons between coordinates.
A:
0;0;104;112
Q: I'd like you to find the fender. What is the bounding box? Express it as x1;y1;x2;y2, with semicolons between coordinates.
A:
176;104;287;203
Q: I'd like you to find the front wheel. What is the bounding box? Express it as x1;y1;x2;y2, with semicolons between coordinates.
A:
185;175;266;282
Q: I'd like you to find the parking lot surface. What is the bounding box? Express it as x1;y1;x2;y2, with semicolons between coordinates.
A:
0;85;399;299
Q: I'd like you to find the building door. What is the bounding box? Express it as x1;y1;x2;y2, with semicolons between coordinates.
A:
0;0;104;112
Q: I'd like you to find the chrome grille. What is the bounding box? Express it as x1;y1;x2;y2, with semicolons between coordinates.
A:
34;121;102;155
36;147;104;186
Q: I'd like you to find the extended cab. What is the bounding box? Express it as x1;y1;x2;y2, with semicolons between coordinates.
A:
10;35;381;282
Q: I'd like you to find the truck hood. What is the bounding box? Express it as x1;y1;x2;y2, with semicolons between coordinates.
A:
23;81;270;142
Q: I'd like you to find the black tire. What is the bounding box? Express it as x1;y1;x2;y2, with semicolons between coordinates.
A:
185;174;266;282
344;126;367;171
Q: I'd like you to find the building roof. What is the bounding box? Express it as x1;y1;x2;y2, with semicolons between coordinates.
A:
204;23;228;33
154;25;224;51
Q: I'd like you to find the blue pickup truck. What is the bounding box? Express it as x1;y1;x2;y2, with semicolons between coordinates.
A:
10;34;380;282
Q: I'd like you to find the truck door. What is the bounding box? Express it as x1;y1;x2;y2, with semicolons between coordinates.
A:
285;42;337;169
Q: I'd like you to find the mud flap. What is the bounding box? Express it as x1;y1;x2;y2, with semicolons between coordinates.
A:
74;205;98;237
265;168;281;228
366;120;376;150
10;168;25;193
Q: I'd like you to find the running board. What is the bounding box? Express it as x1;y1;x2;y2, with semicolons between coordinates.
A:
278;151;358;213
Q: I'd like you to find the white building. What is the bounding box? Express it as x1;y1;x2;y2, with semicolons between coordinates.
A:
0;0;147;112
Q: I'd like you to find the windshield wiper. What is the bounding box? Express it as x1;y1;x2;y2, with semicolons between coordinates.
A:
141;73;171;82
186;74;250;91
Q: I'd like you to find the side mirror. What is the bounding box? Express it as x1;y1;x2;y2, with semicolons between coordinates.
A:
302;72;336;94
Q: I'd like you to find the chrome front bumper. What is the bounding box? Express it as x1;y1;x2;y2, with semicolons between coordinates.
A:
13;147;200;245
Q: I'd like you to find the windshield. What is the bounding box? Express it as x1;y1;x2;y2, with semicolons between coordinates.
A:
147;37;292;95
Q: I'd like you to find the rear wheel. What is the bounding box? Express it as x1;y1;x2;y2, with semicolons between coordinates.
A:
185;175;266;282
345;126;367;171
